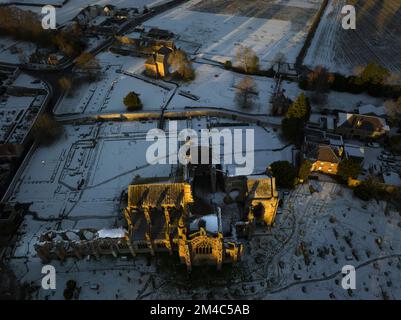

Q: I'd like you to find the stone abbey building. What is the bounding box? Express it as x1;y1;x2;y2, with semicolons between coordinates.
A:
35;174;279;271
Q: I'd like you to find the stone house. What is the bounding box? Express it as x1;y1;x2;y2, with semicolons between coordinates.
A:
144;45;173;78
336;112;390;140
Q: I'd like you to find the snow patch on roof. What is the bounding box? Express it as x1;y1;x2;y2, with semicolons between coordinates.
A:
345;144;365;159
96;228;126;239
383;172;401;187
359;104;386;117
190;214;219;234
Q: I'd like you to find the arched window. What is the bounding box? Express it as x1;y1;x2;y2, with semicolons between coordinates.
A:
195;242;213;255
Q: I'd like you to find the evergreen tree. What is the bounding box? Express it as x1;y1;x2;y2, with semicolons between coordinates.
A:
281;93;310;143
353;183;375;201
32;114;63;145
281;117;303;143
286;92;310;121
124;92;143;111
358;62;390;85
338;158;362;182
269;161;297;189
298;159;313;182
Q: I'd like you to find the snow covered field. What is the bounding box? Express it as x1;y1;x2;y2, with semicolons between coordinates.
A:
55;54;173;115
55;51;385;120
8;121;174;221
305;0;401;75
6;0;172;25
55;53;302;116
140;0;323;68
169;62;383;116
0;37;37;65
7;117;289;219
167;63;300;114
0;72;48;144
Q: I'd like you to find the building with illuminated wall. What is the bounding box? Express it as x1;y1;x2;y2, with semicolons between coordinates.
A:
35;182;243;271
303;130;344;175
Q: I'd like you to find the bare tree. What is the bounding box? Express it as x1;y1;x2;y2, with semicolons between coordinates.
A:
18;48;26;64
168;49;194;80
236;46;259;73
59;77;72;91
58;76;77;97
32;114;63;145
385;98;401;125
235;76;258;109
271;91;291;116
75;52;101;81
273;52;286;73
76;52;100;69
308;66;334;107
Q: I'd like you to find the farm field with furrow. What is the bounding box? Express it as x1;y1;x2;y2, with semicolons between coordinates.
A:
305;0;401;75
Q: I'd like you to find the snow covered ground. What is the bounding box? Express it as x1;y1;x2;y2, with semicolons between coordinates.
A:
7;117;289;219
139;0;322;68
304;0;401;75
7;180;401;299
177;61;386;116
168;63;275;112
55;53;302;116
8;121;174;221
325;91;384;113
10;72;46;89
0;37;37;65
9;108;400;300
308;89;386;114
3;0;400;301
6;0;172;25
55;50;386;121
151;181;401;299
0;72;48;144
4;117;292;301
262;181;401;299
55;54;173;115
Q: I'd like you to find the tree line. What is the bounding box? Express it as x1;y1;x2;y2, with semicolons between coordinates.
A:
300;62;401;99
0;6;85;57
